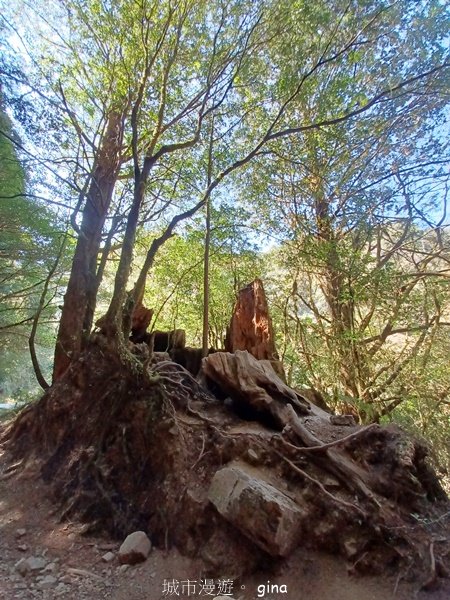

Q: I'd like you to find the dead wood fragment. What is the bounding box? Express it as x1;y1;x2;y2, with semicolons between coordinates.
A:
67;567;104;581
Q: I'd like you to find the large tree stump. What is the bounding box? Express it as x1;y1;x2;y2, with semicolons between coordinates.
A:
225;279;278;361
2;341;449;585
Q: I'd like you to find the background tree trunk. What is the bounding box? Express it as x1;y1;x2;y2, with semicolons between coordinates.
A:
53;110;125;379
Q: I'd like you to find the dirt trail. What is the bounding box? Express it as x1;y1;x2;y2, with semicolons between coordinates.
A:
1;454;449;600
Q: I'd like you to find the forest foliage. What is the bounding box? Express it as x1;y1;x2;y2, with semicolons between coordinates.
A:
0;0;449;476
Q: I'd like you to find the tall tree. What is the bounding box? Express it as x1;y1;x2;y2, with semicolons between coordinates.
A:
4;0;448;378
248;42;449;419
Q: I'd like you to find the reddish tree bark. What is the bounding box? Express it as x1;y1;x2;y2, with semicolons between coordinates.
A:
225;279;278;361
53;110;125;380
130;302;153;339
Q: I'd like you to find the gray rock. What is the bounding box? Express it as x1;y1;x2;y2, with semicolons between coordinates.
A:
37;575;57;589
17;544;28;552
342;536;361;558
43;562;58;573
15;528;27;538
118;531;151;565
26;556;47;572
14;558;30;577
101;551;115;563
14;581;28;589
208;465;304;556
247;448;259;462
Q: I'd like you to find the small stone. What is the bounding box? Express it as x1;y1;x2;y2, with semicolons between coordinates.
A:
26;556;47;572
247;448;259;462
78;523;91;534
14;582;28;590
322;476;340;489
67;533;76;541
342;537;360;558
330;414;356;426
118;564;129;573
15;529;27;538
37;575;57;589
118;531;151;565
43;562;58;573
17;544;28;552
14;559;30;577
101;552;115;563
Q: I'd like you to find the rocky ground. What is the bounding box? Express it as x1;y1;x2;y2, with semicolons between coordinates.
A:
1;454;449;600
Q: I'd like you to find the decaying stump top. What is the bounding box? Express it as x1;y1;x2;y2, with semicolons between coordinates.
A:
225;279;278;361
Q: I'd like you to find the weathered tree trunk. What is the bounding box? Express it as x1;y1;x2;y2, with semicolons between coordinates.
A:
53;110;125;380
100;175;148;343
225;279;279;361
